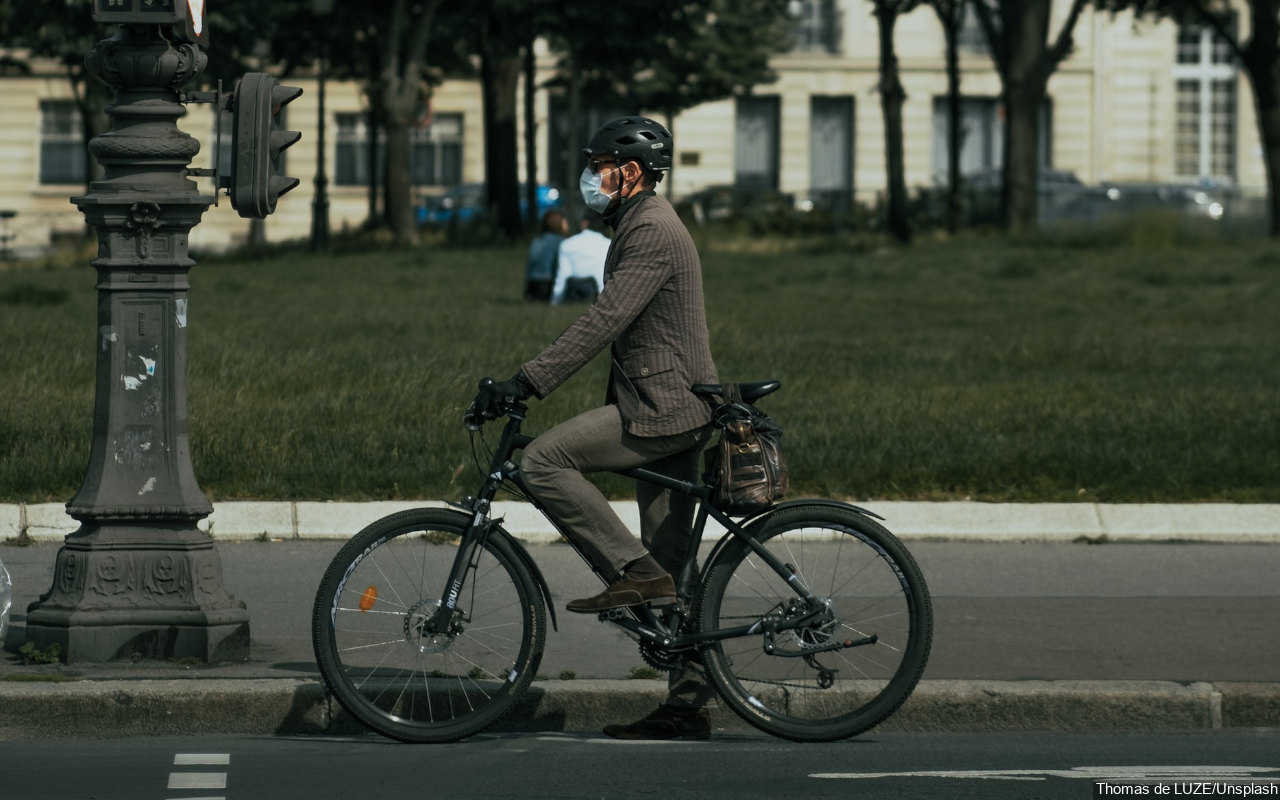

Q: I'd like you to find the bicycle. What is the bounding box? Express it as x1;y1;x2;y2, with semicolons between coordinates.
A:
311;379;932;744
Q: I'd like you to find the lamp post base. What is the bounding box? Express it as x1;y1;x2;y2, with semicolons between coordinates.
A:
24;522;249;663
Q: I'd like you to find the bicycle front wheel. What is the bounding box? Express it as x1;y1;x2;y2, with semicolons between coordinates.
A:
698;503;932;742
312;508;546;743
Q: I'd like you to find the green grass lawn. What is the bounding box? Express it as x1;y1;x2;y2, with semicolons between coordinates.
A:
3;225;1278;503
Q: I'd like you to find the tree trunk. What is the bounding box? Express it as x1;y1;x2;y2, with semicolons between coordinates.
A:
877;4;912;244
366;101;378;227
663;107;678;202
1256;106;1280;236
523;42;539;230
482;49;524;240
381;101;418;245
942;9;962;234
376;0;441;245
999;0;1054;233
1240;1;1280;237
562;59;585;226
1002;75;1047;232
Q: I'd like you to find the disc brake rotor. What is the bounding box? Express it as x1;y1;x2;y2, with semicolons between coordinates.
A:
404;598;455;655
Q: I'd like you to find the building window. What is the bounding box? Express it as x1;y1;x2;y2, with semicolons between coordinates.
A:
957;3;989;55
735;96;781;190
788;0;840;55
1173;21;1237;182
336;112;380;186
40;100;86;185
931;96;1053;178
932;96;1002;178
336;112;462;187
411;113;463;186
810;95;854;195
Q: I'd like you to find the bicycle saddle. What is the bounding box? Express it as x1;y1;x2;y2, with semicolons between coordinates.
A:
692;380;781;404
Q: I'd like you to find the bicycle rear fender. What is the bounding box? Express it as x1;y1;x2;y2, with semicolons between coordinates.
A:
699;499;887;585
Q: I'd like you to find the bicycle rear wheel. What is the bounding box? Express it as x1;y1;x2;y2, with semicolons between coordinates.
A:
312;508;546;743
698;503;932;742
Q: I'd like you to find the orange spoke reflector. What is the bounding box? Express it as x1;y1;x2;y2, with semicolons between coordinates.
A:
359;586;379;612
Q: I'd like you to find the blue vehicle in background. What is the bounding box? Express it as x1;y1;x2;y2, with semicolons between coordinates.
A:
418;183;562;227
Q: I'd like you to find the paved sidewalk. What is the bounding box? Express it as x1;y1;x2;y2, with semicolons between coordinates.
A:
5;500;1280;544
1;502;1278;740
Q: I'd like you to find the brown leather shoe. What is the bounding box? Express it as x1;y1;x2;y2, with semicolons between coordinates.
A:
603;704;711;740
565;574;676;613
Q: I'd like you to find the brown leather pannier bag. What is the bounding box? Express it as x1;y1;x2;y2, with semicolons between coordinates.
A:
702;383;788;516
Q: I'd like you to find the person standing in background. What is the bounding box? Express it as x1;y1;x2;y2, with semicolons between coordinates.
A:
526;209;568;302
552;212;610;305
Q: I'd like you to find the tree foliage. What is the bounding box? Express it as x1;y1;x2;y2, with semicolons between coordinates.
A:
541;0;793;206
624;0;793;118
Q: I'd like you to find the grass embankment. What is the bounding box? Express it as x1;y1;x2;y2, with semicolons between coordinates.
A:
2;226;1278;503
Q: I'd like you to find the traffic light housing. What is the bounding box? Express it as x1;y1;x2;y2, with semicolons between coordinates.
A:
229;73;303;219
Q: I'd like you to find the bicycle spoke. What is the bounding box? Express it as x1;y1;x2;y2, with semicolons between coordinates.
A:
699;505;932;742
313;509;546;743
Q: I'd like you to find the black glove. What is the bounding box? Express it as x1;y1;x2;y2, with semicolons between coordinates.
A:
465;373;533;429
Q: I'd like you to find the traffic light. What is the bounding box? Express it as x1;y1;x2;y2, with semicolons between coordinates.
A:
229;73;303;219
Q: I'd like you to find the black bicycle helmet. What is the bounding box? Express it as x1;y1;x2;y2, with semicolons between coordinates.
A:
583;116;673;172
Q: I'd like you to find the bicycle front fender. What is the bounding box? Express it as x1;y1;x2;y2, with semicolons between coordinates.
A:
493;525;559;633
442;503;559;633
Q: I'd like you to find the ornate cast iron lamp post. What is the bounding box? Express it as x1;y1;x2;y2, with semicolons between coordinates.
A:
25;4;252;662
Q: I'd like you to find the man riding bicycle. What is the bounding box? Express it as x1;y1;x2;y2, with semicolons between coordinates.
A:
471;116;718;740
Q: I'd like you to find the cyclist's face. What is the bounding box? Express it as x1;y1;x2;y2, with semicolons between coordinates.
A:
590;158;639;196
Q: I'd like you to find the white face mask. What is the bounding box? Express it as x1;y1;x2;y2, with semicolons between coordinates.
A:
579;166;619;214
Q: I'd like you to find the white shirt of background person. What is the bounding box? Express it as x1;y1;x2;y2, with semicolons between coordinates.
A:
552;223;611;306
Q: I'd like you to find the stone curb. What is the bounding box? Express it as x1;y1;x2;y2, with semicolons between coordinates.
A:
4;501;1279;543
1;679;1276;741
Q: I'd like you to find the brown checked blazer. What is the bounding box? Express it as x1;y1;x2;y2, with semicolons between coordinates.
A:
520;192;719;437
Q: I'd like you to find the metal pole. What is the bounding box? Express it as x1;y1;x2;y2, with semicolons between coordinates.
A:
24;24;249;663
311;37;331;251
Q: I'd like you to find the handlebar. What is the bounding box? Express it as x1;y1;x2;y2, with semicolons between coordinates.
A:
463;377;527;431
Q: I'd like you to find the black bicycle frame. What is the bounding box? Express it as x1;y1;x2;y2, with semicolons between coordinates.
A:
427;404;829;650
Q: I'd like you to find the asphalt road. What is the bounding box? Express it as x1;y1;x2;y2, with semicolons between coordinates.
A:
2;729;1277;800
4;539;1278;682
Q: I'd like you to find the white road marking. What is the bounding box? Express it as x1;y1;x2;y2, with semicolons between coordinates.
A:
167;752;231;799
167;773;227;790
812;765;1280;781
174;754;231;766
536;735;706;745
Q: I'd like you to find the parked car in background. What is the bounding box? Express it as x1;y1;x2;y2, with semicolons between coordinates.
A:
677;184;797;229
948;167;1089;226
418;184;562;227
1056;180;1233;224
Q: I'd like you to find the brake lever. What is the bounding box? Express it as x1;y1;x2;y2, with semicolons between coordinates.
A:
463;401;483;432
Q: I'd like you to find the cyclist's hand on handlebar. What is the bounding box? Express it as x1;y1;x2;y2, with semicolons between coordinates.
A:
464;373;532;429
